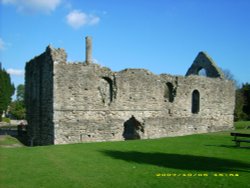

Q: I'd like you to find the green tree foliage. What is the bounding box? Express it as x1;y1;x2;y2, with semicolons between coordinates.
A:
220;69;249;121
234;83;250;121
9;84;26;120
222;68;239;88
16;84;24;101
9;101;26;120
242;83;250;119
0;66;15;121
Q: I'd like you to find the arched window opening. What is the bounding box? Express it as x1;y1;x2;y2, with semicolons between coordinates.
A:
99;77;113;105
164;82;175;103
198;68;207;77
192;90;200;114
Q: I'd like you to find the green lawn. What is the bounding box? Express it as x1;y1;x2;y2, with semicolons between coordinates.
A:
0;136;22;146
0;124;249;188
234;121;250;130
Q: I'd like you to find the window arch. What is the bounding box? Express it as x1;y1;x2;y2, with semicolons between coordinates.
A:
192;90;200;114
198;67;207;77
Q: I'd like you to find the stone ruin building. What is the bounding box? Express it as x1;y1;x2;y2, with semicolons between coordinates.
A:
25;36;235;145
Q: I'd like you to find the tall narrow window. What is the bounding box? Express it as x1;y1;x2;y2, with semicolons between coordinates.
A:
164;82;174;102
99;77;113;104
192;90;200;114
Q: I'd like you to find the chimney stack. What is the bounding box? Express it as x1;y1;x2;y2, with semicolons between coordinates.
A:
85;36;92;65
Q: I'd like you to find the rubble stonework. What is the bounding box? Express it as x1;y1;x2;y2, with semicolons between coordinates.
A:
25;38;235;145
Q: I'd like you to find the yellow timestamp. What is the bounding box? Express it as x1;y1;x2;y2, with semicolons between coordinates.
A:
155;173;239;177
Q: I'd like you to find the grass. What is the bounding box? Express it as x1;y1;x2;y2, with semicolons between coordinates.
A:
234;121;250;130
0;135;21;146
0;123;249;188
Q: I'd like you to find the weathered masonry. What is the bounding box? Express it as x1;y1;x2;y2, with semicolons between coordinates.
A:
25;36;235;145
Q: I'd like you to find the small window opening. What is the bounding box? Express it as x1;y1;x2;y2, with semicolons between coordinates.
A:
99;77;113;104
198;68;207;77
192;90;200;114
164;82;175;102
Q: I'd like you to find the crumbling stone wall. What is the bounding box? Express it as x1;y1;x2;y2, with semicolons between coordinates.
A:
25;46;66;145
25;43;235;145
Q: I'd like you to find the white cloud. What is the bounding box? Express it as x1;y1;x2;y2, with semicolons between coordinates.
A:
1;0;62;14
7;68;24;76
66;10;100;29
88;15;100;25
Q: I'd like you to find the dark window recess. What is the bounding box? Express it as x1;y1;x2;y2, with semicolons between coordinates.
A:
192;90;200;114
99;77;113;104
122;116;144;140
164;82;175;103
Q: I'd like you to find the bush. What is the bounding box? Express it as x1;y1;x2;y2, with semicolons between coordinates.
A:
8;101;26;120
2;117;10;123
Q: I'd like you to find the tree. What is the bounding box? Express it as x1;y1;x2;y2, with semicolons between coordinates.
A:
234;83;250;121
0;66;15;121
16;84;24;101
234;88;246;121
9;101;26;120
242;83;250;120
221;68;239;88
8;84;26;120
220;69;250;121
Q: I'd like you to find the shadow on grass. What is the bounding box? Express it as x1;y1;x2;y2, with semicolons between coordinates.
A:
205;144;250;149
13;135;29;146
101;150;250;172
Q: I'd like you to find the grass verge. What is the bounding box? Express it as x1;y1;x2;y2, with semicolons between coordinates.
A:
0;126;249;188
234;121;250;130
0;135;22;147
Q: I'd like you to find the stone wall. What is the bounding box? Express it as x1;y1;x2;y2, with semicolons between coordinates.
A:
52;55;235;144
25;46;66;145
25;46;235;145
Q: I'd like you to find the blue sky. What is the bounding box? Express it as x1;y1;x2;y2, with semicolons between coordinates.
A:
0;0;250;89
